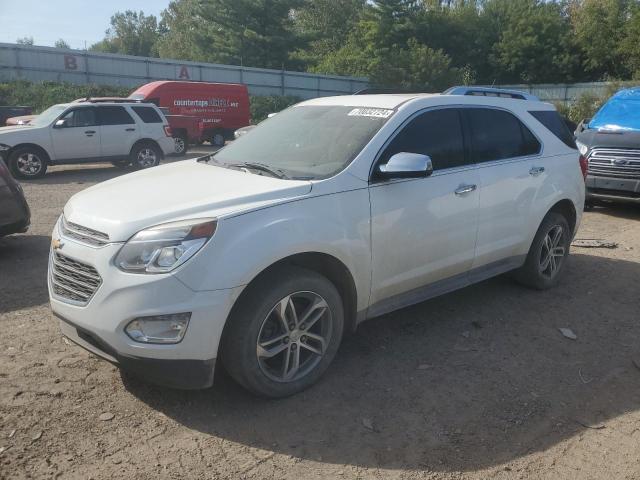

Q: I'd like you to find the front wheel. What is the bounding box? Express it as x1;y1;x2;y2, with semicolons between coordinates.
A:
221;267;344;398
174;135;188;156
130;143;161;170
514;212;571;290
8;147;48;179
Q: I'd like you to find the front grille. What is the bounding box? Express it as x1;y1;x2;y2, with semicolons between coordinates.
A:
50;252;102;304
61;216;110;247
587;148;640;179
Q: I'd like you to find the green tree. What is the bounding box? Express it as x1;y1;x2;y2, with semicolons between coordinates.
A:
16;37;34;45
156;0;213;62
292;0;366;68
54;39;71;49
570;0;629;79
90;10;160;57
483;0;577;84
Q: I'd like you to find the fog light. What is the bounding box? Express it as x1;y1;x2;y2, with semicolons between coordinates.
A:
125;313;191;344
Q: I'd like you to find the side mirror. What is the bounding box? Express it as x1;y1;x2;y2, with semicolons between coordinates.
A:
378;152;433;179
54;119;67;128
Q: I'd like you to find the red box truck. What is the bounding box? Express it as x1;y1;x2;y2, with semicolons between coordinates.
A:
128;81;251;148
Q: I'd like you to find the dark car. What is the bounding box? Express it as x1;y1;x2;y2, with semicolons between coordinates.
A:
0;159;30;237
576;87;640;205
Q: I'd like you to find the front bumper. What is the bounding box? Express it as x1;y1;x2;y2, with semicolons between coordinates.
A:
48;219;244;388
57;313;216;389
586;175;640;203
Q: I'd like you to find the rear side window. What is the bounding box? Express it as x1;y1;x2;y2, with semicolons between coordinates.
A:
132;106;163;123
380;109;467;171
529;110;576;149
97;106;135;125
466;108;541;162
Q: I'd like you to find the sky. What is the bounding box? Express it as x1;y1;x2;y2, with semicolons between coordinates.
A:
0;0;170;49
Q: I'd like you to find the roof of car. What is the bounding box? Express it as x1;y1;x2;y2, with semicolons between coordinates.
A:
299;93;553;110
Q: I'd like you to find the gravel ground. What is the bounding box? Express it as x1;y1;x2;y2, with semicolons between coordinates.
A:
1;150;640;479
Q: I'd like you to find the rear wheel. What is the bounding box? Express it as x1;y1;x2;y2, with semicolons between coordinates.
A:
8;147;48;179
514;212;571;290
222;266;344;398
130;143;161;170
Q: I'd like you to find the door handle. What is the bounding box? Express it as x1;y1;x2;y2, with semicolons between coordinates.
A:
529;166;545;176
125;128;136;132
454;184;477;196
84;130;96;135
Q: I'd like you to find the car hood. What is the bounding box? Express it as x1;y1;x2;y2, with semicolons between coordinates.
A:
64;160;313;242
0;125;39;140
577;128;640;150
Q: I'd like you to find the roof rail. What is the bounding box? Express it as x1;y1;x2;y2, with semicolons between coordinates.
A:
443;86;539;101
354;88;424;95
72;97;143;104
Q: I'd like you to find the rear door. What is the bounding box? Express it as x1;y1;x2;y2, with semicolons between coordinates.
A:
50;107;100;161
369;108;480;312
96;106;138;158
464;107;543;270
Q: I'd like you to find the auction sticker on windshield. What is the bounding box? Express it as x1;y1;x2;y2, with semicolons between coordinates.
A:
348;108;394;119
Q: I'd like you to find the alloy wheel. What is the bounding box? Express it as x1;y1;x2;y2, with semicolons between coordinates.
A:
17;153;43;176
257;291;332;383
539;225;565;279
136;148;157;168
174;137;185;154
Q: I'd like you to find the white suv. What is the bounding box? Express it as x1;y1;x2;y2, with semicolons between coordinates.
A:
0;100;175;179
48;93;585;397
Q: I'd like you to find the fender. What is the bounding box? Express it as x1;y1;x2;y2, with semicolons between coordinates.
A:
174;188;373;313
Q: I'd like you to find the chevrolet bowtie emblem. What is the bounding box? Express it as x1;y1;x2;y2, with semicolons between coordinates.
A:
51;238;64;250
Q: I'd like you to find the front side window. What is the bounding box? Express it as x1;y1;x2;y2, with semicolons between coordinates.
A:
379;108;467;171
211;105;392;180
59;108;97;128
97;106;135;126
466;108;541;162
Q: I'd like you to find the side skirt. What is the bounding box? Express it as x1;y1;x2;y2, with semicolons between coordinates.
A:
363;255;526;322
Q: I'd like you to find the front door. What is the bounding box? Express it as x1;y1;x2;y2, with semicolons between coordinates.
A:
369;108;480;315
50;107;100;161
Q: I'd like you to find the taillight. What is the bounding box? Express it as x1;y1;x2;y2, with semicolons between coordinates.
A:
579;155;588;181
164;125;172;137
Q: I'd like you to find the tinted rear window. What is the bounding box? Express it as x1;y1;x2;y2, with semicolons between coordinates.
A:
97;106;135;125
132;106;163;123
529;110;576;149
466;109;541;162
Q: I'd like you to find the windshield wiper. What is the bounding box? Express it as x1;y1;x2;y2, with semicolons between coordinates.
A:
236;162;289;179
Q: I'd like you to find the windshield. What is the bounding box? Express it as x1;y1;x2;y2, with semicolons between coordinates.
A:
30;105;67;127
211;105;393;179
590;92;640;131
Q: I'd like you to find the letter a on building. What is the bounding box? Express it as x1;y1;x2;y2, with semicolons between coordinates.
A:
178;66;190;80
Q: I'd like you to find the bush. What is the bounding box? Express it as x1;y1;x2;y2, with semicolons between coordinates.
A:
0;81;131;113
250;95;300;123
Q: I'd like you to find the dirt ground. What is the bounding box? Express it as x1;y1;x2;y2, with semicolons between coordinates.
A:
1;150;640;480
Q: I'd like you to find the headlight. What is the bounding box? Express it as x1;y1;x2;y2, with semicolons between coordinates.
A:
576;141;589;156
115;218;217;274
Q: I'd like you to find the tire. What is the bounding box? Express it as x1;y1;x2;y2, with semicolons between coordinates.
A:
514;212;571;290
221;266;345;398
174;135;188;156
130;142;161;170
8;146;48;179
210;130;225;147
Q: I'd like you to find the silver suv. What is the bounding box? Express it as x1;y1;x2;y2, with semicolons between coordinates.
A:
0;100;175;179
